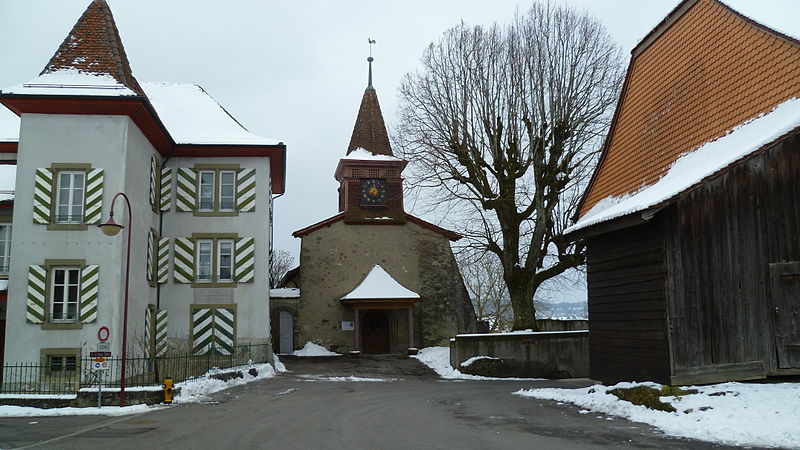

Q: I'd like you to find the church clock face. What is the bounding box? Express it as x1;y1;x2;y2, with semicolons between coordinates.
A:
360;178;388;206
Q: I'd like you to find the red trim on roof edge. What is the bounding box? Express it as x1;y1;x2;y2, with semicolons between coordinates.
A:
0;143;17;154
292;212;461;241
292;213;345;237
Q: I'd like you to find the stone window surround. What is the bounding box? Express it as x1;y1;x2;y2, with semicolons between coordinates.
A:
39;347;81;375
40;258;86;330
190;233;239;288
193;163;240;217
47;163;92;231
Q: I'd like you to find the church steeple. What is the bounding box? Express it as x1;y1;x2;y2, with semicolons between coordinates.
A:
346;49;392;157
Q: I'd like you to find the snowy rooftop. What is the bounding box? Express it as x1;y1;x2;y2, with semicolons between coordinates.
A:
341;265;420;300
0;106;19;143
142;82;279;146
0;280;7;292
568;97;800;234
270;288;300;299
342;148;402;161
0;165;15;202
1;69;138;97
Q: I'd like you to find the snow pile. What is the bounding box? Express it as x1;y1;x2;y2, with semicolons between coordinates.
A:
142;82;280;146
291;341;342;357
175;362;281;403
342;148;402;161
0;404;156;417
412;347;543;381
460;356;500;367
341;265;419;300
296;375;397;382
569;97;800;233
0;106;19;142
1;69;138;97
515;381;800;448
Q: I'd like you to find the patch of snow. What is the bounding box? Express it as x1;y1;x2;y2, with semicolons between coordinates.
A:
460;356;500;367
569;98;800;233
1;69;137;97
273;355;286;373
0;393;76;399
296;375;397;382
341;265;420;300
342;147;402;161
0;106;19;142
290;341;342;357
0;404;157;417
270;287;300;298
142;82;280;146
515;381;800;449
78;385;163;392
456;330;588;338
175;362;281;404
412;347;544;381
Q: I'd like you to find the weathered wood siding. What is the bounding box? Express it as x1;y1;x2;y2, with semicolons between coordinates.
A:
664;132;800;379
586;220;670;384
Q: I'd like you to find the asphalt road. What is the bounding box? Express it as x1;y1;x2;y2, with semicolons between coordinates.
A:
0;356;746;449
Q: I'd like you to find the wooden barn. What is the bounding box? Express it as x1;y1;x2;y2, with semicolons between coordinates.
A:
568;0;800;385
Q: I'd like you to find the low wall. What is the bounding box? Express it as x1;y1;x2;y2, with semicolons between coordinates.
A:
450;330;589;379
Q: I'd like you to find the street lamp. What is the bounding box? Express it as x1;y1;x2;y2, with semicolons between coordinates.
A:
98;192;132;407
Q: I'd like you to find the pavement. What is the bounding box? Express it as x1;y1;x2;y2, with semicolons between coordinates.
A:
0;354;752;449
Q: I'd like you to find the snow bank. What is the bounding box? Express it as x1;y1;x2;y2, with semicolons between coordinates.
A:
296;375;397;382
0;404;156;417
515;381;800;448
460;356;500;367
290;342;342;357
412;347;543;381
175;362;281;404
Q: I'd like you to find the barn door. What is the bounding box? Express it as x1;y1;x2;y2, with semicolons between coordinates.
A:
769;262;800;369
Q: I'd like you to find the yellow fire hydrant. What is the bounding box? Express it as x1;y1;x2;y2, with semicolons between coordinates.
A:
163;377;173;404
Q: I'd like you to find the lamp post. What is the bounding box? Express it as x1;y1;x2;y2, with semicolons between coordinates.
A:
97;192;132;407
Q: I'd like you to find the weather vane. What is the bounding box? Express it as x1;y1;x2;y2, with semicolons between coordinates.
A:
368;38;376;59
367;38;376;89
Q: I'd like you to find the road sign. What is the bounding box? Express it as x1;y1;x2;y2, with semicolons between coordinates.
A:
98;326;110;342
89;351;112;357
91;358;109;371
97;342;110;352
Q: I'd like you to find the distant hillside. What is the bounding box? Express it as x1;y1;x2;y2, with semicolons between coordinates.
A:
535;301;587;320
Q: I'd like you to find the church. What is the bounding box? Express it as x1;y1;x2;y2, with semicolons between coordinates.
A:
270;59;478;354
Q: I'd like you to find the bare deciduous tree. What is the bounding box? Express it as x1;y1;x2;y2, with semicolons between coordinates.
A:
397;2;624;330
458;249;513;331
270;250;295;288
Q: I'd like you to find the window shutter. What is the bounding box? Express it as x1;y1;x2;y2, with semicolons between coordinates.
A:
26;265;46;323
84;169;104;224
173;237;195;283
155;309;168;356
160;166;172;211
146;230;155;282
234;237;255;283
33;169;53;224
214;307;235;355
175;167;197;212
148;156;158;208
145;306;154;356
157;237;170;283
80;264;99;323
236;168;256;212
192;307;213;355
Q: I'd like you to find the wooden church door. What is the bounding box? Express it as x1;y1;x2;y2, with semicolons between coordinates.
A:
362;310;390;354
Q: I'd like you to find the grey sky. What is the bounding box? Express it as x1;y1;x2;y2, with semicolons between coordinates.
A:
0;0;795;281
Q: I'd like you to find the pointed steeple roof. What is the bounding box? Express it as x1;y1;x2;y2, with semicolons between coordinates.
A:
346;57;393;156
41;0;144;95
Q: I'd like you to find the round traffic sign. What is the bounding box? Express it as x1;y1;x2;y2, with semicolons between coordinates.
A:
98;326;110;342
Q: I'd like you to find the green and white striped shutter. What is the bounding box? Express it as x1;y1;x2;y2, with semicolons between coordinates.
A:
84;169;103;224
80;264;99;323
235;237;255;283
214;307;235;355
160;166;172;211
26;265;46;323
192;307;214;355
236;168;256;212
157;237;170;283
173;237;195;283
155;309;168;357
33;169;53;224
146;230;155;282
148;156;157;209
175;168;196;212
144;307;154;356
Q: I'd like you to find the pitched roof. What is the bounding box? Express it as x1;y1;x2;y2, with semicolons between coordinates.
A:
576;0;800;221
341;265;420;300
347;87;393;157
40;0;143;95
292;212;462;241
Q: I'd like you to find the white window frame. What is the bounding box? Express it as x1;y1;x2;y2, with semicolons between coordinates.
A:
196;239;213;282
217;239;234;282
50;267;81;322
198;170;216;212
0;224;10;275
55;171;85;224
219;171;236;212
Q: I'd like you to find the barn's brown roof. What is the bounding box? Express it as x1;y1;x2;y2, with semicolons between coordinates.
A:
41;0;144;95
577;0;800;219
347;84;393;157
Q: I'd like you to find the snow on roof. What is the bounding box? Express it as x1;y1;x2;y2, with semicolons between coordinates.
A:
0;106;18;143
568;97;800;234
142;82;279;146
342;147;402;161
0;165;15;200
270;288;300;299
341;265;420;300
0;279;7;292
0;69;138;97
722;0;800;42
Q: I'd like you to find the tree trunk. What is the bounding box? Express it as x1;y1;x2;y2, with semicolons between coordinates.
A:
508;281;538;331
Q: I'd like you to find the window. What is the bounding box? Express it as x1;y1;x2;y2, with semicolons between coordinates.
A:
197;169;237;213
0;224;10;275
219;171;235;211
195;239;235;283
51;267;80;322
48;355;77;373
198;171;215;211
55;171;85;223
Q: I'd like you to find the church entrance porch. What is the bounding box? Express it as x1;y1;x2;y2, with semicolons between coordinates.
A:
361;310;390;354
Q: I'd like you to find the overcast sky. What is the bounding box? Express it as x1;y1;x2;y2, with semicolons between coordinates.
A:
0;0;796;299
